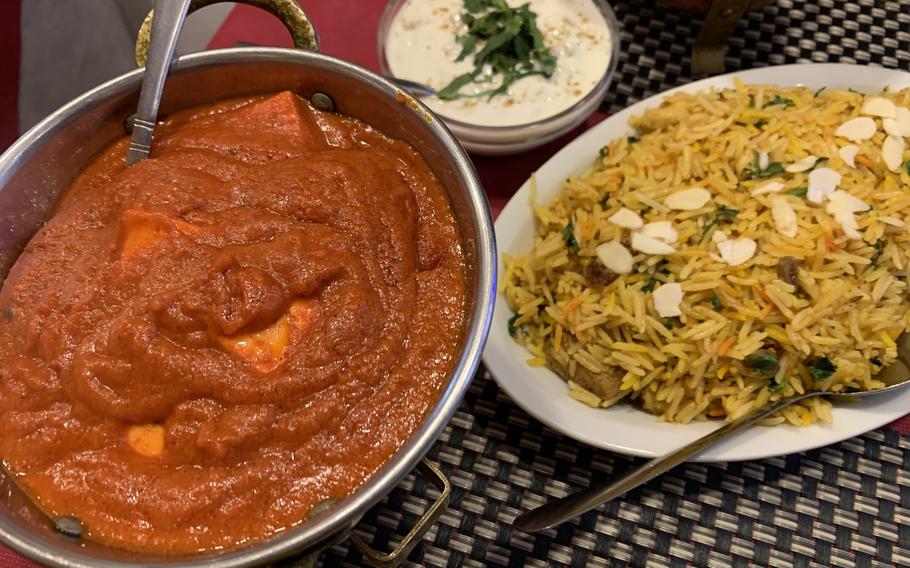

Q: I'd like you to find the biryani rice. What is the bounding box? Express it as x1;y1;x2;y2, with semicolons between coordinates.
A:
503;81;910;427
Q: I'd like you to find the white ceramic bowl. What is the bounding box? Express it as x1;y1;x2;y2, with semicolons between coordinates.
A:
377;0;621;155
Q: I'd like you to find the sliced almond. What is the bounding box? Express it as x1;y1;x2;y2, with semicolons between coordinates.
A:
771;196;798;238
752;180;786;196
595;241;634;274
631;231;677;255
838;144;859;168
785;155;819;173
835;116;877;142
664;187;711;211
712;230;728;244
861;96;897;118
607;207;644;229
639;221;678;243
758;151;769;172
717;238;757;267
879;216;906;228
883;106;910;137
882;135;905;172
826;189;869;213
826;190;869;240
807;167;841;204
652;282;683;318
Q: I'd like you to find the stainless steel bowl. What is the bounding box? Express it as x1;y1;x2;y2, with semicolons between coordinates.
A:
0;44;495;568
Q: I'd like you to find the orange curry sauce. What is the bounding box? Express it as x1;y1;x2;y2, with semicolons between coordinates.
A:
0;92;466;553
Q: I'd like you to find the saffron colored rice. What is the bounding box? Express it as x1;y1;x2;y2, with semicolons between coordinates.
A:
502;81;910;427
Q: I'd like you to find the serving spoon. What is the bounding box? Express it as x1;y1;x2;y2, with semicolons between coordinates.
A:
125;0;191;165
513;334;910;533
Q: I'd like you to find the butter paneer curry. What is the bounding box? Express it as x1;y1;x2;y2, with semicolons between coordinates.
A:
0;92;466;553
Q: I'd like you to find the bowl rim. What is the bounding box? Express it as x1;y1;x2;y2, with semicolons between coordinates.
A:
375;0;622;134
0;46;496;568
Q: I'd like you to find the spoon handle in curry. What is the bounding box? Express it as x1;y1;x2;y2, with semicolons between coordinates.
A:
512;392;816;533
126;0;191;165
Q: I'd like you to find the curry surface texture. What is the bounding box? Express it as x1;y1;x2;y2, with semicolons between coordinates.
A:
0;92;466;553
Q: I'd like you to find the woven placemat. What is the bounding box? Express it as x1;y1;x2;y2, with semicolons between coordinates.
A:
322;373;910;568
321;1;910;566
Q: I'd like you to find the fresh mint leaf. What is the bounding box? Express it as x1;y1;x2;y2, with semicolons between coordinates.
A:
562;217;580;254
807;356;837;381
763;95;795;109
746;354;780;377
871;239;884;268
437;69;482;100
768;377;788;393
438;0;558;100
698;205;739;244
754;161;785;179
456;34;479;61
508;313;520;337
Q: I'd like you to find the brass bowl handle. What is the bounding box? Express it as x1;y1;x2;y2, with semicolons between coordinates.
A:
350;459;451;568
135;0;320;68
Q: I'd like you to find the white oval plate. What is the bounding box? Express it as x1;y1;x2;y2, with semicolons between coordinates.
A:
484;64;910;462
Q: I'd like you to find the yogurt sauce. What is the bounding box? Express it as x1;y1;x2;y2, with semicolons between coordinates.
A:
385;0;612;128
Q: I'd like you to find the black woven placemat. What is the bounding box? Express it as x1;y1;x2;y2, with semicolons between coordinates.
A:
320;1;910;566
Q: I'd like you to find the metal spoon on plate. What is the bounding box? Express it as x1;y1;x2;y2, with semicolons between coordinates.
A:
125;0;191;165
513;333;910;533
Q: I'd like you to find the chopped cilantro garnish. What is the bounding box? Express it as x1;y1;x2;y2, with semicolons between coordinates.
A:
807;356;837;381
786;187;808;197
562;217;580;254
871;239;884;268
507;313;520;337
813;87;826;97
627;136;641;144
746;354;780;377
870;356;883;367
438;0;557;101
663;319;675;330
711;293;722;311
716;205;739;220
699;205;739;243
768;377;789;393
754;161;785;179
764;95;795;109
599;146;609;159
641;279;657;293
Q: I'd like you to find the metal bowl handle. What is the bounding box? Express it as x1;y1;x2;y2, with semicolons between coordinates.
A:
350;459;451;568
134;0;320;67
